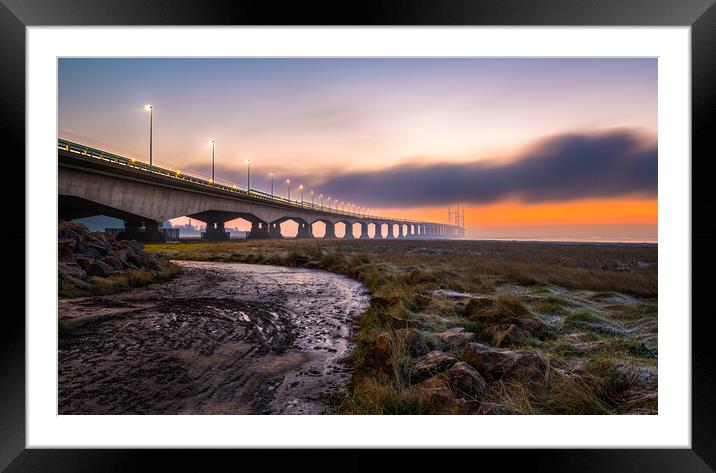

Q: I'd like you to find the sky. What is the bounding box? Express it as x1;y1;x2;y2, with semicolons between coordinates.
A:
58;58;657;241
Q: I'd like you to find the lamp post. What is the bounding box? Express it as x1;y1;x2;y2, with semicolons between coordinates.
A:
299;185;304;204
245;159;251;192
286;179;291;201
320;193;324;208
310;190;314;207
209;139;215;183
327;197;331;211
269;172;274;198
144;104;153;166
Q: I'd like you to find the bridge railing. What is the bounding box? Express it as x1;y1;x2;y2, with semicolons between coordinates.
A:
58;138;420;221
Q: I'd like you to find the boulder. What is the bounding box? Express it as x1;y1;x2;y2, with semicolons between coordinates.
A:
86;260;116;277
434;327;475;348
58;238;76;262
411;351;459;383
439;361;488;399
74;256;93;271
462;342;547;383
395;328;429;356
410;376;467;414
74;244;102;259
102;255;124;271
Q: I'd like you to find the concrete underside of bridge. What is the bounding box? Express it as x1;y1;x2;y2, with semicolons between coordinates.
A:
58;150;464;242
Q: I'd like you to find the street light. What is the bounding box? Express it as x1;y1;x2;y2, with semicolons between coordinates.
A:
299;185;304;203
245;159;251;193
286;179;291;201
320;193;324;208
269;172;274;198
310;190;314;207
209;139;215;183
144;104;153;166
327;196;331;210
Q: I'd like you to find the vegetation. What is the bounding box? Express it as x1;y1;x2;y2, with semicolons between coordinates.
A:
146;238;658;415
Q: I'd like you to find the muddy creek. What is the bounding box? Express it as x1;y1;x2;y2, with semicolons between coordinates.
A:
58;261;370;414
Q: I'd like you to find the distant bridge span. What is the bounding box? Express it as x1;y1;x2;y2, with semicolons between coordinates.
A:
58;139;465;242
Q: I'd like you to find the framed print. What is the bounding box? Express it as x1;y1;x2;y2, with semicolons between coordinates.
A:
2;0;715;470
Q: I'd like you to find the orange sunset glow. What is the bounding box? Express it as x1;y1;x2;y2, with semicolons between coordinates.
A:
59;58;658;241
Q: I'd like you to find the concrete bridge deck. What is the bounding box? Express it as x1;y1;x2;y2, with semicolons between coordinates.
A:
58;139;465;242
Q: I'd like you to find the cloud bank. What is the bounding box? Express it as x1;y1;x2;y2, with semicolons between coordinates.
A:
313;130;657;208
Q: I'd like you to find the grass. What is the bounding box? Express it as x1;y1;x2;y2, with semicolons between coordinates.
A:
145;238;658;415
61;264;182;297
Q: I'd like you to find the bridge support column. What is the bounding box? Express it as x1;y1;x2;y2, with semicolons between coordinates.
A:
296;222;313;239
398;224;405;239
323;222;337;239
386;223;395;239
118;219;166;243
374;223;383;239
202;220;230;241
248;221;270;239
343;223;355;239
269;222;283;239
360;223;369;239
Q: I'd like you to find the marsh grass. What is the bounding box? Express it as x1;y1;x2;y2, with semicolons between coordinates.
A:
146;238;657;415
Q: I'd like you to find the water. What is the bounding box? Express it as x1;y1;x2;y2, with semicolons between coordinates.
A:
58;261;370;414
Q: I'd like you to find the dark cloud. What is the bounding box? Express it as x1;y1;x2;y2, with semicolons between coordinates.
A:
314;130;657;208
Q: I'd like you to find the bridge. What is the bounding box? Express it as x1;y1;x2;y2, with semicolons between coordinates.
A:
58;139;465;242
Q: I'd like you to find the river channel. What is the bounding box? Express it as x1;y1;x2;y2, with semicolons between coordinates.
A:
58;261;370;414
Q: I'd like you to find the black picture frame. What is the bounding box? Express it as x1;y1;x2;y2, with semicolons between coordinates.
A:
2;0;714;471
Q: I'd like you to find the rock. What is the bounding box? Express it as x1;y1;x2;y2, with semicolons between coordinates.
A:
102;255;124;271
410;376;467;414
362;331;392;371
86;260;116;277
108;248;128;266
462;342;548;383
395;328;429;356
74;256;93;271
58;222;83;243
411;293;431;310
74;244;102;259
58;262;89;292
58;238;76;262
412;351;459;383
434;327;475;347
391;315;421;329
483;324;530;348
58;262;86;281
439;362;488;399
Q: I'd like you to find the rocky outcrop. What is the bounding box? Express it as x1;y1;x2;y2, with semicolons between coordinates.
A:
58;221;173;295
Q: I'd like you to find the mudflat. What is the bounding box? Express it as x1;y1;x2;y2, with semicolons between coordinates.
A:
58;261;369;414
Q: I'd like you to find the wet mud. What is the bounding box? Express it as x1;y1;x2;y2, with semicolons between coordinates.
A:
58;261;370;414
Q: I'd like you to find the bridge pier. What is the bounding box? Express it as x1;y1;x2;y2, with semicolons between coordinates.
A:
296;222;313;239
360;222;370;239
269;222;283;239
118;219;166;243
386;223;395;239
323;222;337;239
343;223;355;239
248;221;270;239
398;224;405;239
374;223;383;239
201;220;230;241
